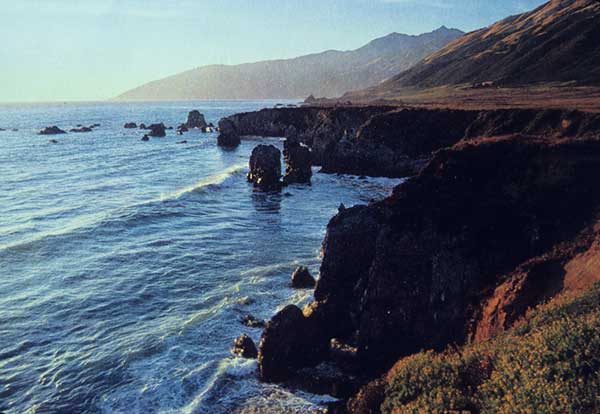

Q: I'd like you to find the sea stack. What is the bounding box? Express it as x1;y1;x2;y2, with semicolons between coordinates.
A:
185;110;208;129
217;119;241;148
291;266;316;288
232;334;258;359
247;145;282;191
148;123;167;137
283;140;312;185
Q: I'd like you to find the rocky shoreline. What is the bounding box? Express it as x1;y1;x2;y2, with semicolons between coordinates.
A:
218;106;600;178
221;104;600;413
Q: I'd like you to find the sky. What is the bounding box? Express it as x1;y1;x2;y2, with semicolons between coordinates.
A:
0;0;548;102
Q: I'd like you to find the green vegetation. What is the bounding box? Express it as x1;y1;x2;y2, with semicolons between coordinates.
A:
382;283;600;414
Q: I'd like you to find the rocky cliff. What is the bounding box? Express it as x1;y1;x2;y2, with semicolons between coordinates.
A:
252;111;600;412
220;106;600;177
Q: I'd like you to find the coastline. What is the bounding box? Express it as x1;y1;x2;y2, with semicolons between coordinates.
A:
218;101;600;413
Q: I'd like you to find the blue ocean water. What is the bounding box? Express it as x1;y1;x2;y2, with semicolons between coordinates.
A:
0;101;400;414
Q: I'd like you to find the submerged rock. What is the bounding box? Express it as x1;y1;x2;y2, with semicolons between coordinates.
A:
232;334;258;359
217;119;241;148
291;266;316;288
148;123;166;137
139;123;147;129
185;110;208;129
39;126;66;135
248;145;282;191
283;139;312;185
141;135;149;141
49;139;59;143
241;314;266;328
70;126;92;133
124;122;137;129
176;140;187;144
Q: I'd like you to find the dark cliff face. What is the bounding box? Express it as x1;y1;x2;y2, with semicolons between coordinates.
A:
258;131;600;386
222;106;600;178
346;135;600;370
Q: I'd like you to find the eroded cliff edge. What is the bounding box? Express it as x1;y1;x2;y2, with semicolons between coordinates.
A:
219;106;600;177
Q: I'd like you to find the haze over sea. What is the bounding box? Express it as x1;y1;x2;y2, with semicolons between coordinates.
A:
0;101;399;414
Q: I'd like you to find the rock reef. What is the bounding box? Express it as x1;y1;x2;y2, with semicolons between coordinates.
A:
39;126;67;135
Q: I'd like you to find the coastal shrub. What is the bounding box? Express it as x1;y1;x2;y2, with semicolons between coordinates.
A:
381;283;600;414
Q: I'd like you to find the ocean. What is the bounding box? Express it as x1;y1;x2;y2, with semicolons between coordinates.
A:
0;101;400;414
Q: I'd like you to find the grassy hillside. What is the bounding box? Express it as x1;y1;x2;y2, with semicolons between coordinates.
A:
380;283;600;414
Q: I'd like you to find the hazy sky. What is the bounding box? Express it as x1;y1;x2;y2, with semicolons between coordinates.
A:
0;0;548;102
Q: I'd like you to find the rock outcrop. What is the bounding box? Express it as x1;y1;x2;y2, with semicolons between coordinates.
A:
39;126;66;135
148;123;166;137
248;145;282;190
219;107;600;178
70;126;92;133
217;119;241;148
291;266;316;288
184;110;207;129
283;140;312;185
258;305;325;382
232;334;258;359
124;122;137;129
258;131;600;386
240;314;265;328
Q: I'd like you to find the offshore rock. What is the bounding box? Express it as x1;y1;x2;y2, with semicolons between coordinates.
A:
291;266;316;288
185;110;208;129
232;334;258;359
124;122;137;129
39;126;66;135
148;123;166;137
247;145;282;190
217;119;241;148
70;126;92;133
283;140;312;185
241;314;266;328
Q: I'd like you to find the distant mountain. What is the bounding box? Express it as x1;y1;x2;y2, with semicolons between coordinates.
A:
115;27;463;101
352;0;600;97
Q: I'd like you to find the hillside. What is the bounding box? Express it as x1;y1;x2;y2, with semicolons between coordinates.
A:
367;283;600;414
345;0;600;101
115;27;463;101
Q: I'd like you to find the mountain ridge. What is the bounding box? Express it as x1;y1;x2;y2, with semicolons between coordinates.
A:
115;26;463;101
345;0;600;100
